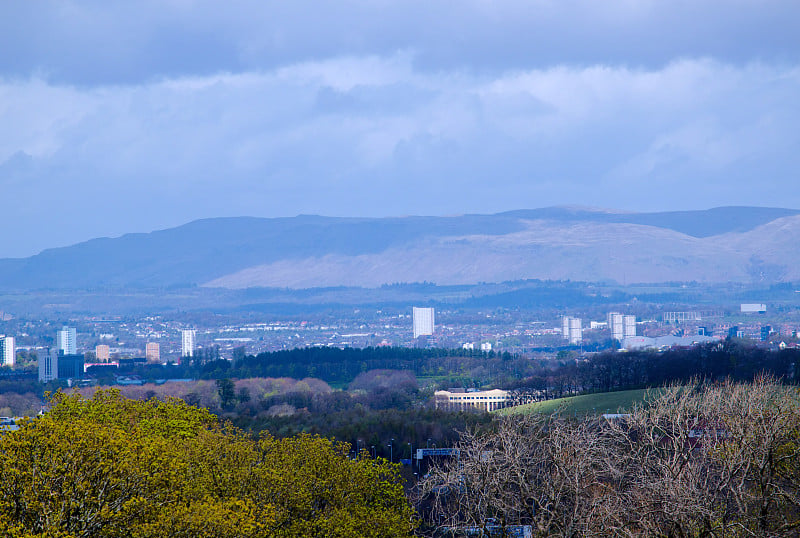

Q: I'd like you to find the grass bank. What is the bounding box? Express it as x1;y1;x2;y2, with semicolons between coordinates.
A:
497;388;665;417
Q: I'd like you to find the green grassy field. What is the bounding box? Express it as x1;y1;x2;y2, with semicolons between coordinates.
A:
497;388;665;417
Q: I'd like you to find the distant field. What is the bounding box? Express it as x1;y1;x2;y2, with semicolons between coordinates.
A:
497;388;665;417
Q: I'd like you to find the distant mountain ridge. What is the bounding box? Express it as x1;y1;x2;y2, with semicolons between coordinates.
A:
1;206;798;290
499;206;800;238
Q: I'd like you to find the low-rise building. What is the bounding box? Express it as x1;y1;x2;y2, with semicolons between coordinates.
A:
435;388;510;412
622;334;721;350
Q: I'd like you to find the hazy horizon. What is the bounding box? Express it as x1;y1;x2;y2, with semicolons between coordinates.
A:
2;1;799;257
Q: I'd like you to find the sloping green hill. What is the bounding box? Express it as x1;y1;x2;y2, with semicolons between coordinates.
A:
497;388;665;417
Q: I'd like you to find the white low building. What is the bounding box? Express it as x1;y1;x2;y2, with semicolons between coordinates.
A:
435;389;510;412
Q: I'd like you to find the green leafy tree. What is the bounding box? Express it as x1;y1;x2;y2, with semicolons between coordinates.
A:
0;389;415;538
216;378;236;410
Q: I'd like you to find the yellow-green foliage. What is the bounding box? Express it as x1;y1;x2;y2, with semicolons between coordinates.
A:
0;389;415;537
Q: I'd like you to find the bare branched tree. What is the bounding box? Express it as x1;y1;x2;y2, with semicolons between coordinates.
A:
419;377;800;537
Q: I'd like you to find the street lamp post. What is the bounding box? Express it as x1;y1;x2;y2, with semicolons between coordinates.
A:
389;438;394;463
408;442;413;469
371;445;375;458
427;438;432;449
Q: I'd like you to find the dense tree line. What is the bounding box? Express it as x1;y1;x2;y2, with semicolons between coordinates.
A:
231;346;514;383
118;341;800;399
514;341;800;399
113;346;520;386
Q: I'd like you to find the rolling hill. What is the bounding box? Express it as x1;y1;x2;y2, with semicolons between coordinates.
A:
0;206;798;290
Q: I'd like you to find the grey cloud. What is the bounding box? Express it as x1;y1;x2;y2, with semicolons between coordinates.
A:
2;1;800;85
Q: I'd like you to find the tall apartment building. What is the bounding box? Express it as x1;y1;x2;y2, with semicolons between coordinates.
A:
608;313;636;341
38;348;58;383
95;344;110;362
608;313;624;341
624;315;637;339
0;336;14;366
412;307;435;338
181;329;196;358
57;327;77;355
562;316;583;345
146;342;160;362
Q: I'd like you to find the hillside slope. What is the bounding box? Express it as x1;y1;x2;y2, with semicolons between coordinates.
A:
0;206;797;290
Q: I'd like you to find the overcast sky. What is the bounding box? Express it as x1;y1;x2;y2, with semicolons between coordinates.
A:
2;0;799;257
